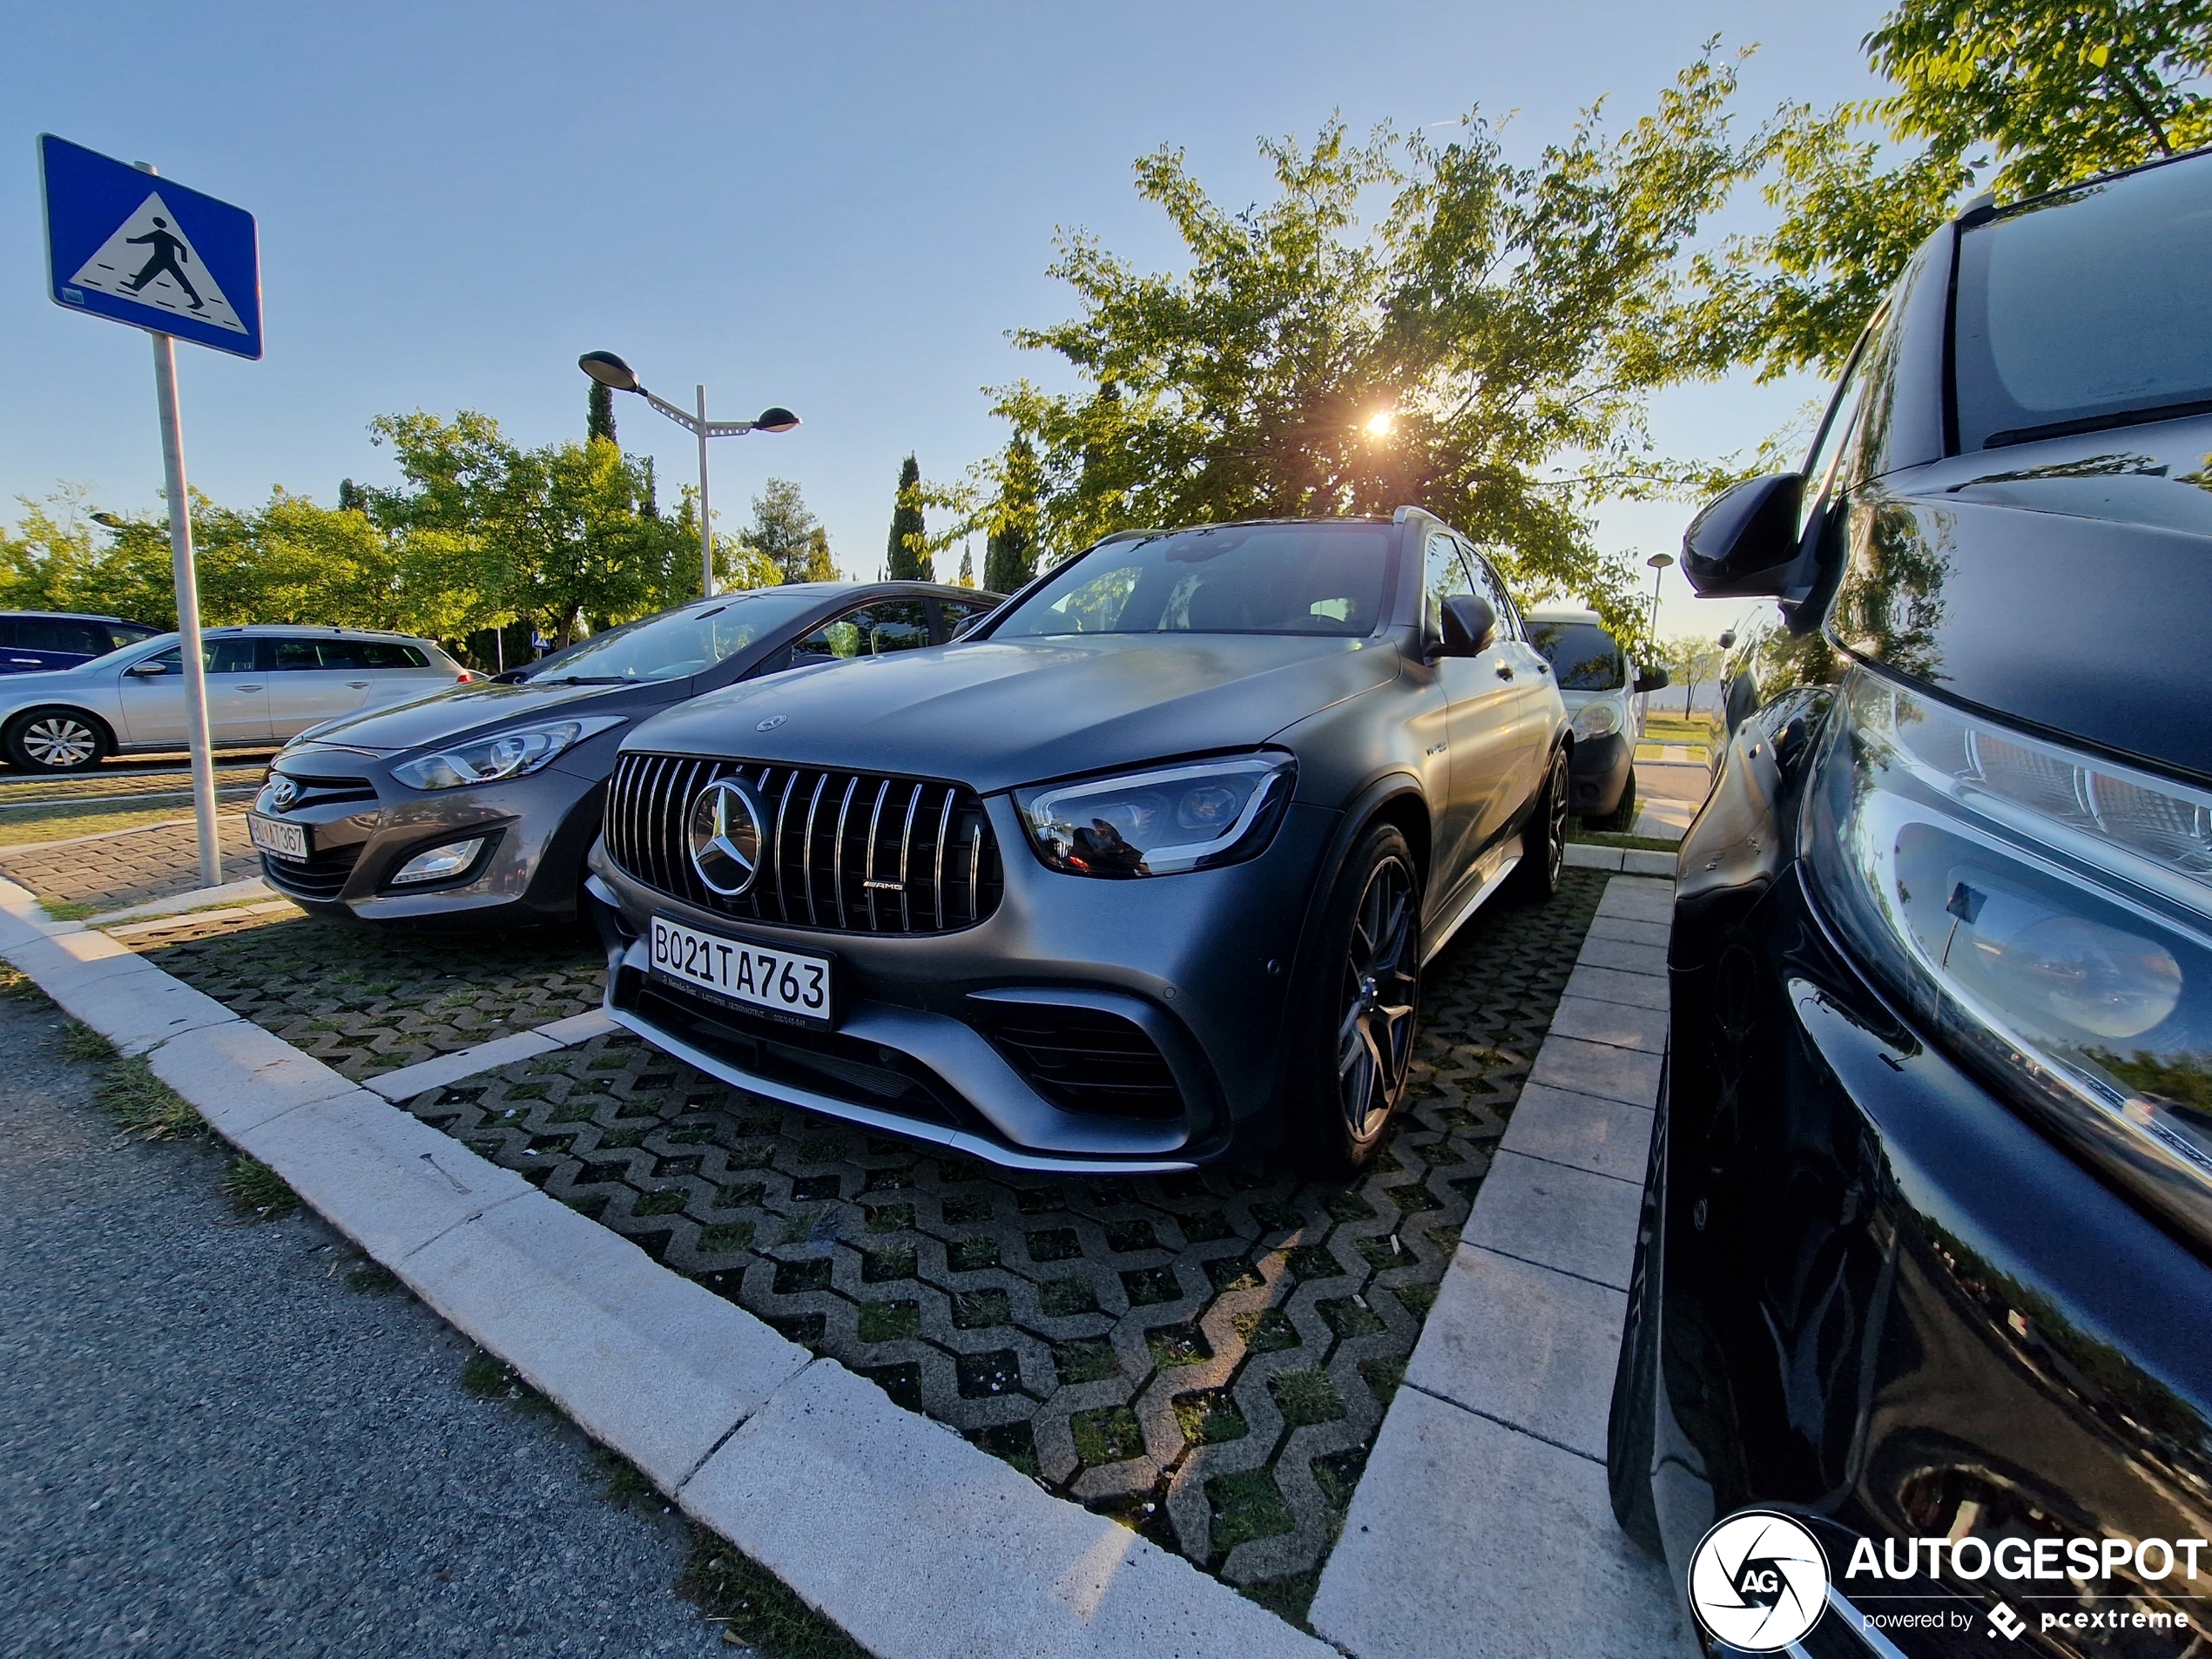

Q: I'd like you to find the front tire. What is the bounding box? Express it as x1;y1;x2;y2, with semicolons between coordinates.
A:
1506;745;1568;904
4;707;110;773
1595;767;1638;834
1285;824;1422;1176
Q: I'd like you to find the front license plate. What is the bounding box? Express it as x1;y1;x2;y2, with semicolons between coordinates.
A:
248;813;308;861
649;916;833;1026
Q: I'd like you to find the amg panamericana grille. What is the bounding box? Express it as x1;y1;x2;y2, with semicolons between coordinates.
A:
604;752;1001;934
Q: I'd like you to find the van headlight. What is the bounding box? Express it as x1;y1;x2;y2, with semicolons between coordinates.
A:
392;717;624;791
1805;669;2212;1246
1015;753;1296;877
1572;702;1623;741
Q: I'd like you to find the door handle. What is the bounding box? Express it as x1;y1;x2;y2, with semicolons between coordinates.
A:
1494;663;1514;679
346;680;370;689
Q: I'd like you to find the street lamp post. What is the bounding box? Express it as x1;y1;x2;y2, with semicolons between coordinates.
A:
1644;551;1674;648
578;352;799;598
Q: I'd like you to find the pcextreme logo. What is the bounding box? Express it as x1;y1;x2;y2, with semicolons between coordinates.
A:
1687;1511;1830;1651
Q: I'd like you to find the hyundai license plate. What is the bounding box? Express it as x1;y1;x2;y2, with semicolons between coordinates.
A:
248;813;308;861
649;916;832;1026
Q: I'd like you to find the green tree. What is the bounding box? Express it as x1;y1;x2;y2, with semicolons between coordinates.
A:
745;478;837;583
1705;0;2212;376
588;380;618;445
982;435;1041;594
1656;634;1728;718
886;454;930;581
991;51;1759;637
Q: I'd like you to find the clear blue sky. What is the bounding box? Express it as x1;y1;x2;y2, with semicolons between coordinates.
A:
5;0;1890;641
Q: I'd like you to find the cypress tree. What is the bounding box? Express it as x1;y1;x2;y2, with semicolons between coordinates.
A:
588;381;617;445
983;435;1041;593
337;478;367;514
886;455;929;581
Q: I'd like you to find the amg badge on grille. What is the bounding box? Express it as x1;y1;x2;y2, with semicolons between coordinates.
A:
687;777;767;896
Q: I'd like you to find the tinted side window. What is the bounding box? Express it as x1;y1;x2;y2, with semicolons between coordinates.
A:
145;640;260;674
1462;547;1521;641
1798;314;1885;532
13;619;104;655
1527;621;1627;691
790;601;933;666
1422;532;1474;638
357;643;430;668
938;597;997;639
271;638;366;670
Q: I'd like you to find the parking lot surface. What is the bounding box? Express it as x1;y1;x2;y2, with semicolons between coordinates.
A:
0;988;722;1658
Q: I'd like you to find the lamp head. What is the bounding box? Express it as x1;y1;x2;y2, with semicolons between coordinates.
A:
1646;552;1675;570
91;512;127;529
578;351;640;393
753;407;801;434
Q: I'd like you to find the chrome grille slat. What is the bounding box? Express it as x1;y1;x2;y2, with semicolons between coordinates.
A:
605;754;995;936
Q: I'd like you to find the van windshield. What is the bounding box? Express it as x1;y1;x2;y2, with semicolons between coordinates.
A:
993;523;1393;638
1955;157;2212;448
1527;620;1626;691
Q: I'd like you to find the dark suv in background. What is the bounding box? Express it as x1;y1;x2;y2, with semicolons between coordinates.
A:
0;610;158;673
1608;151;2212;1652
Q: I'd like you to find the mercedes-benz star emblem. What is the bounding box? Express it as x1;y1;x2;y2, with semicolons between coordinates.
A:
756;715;786;732
266;776;299;812
687;778;766;896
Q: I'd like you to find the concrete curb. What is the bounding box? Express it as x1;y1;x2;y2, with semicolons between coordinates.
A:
362;1010;621;1102
1563;842;1676;877
1309;873;1695;1657
88;874;277;924
0;873;1335;1658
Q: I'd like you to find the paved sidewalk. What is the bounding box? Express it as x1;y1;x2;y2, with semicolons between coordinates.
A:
1311;874;1693;1657
0;813;258;911
0;993;724;1658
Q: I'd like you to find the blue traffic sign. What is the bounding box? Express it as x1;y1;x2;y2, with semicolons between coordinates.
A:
38;134;262;360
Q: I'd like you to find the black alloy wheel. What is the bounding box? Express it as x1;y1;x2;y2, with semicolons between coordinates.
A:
1288;823;1421;1174
4;707;109;773
1507;746;1568;903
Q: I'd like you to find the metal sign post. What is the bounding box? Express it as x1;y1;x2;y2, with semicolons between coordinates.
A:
39;135;262;889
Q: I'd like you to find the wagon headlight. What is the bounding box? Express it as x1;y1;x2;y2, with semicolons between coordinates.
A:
1015;753;1296;878
1805;669;2212;1246
1572;702;1624;741
392;717;624;791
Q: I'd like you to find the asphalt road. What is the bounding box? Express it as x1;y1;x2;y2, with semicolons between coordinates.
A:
0;993;726;1658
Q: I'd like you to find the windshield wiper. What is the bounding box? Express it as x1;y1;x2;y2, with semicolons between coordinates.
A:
529;675;628;685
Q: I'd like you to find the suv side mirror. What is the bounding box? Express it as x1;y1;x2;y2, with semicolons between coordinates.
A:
1716;630;1736;650
1681;472;1804;597
1635;666;1670;693
1435;593;1496;658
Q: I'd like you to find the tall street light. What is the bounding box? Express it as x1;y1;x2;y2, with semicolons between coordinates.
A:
578;352;799;598
1645;551;1674;647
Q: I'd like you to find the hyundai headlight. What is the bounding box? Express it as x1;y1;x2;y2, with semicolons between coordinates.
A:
1805;668;2212;1245
391;717;623;791
1015;753;1296;877
1572;701;1624;741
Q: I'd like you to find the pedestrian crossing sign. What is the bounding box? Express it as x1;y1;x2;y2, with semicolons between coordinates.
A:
38;133;262;360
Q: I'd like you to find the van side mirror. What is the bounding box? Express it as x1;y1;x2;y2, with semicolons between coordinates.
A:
1435;593;1496;658
1681;473;1804;597
1635;666;1670;693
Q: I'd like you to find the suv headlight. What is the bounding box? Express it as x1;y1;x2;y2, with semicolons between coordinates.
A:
392;717;623;791
1805;669;2212;1246
1572;701;1623;741
1015;753;1296;877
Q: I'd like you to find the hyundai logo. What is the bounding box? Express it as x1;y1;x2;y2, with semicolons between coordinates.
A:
687;777;767;896
756;715;786;732
266;775;299;812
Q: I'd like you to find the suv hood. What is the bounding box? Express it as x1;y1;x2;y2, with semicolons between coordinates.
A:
287;678;678;757
624;634;1400;792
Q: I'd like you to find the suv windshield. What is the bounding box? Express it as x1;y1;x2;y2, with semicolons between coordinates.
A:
1527;620;1626;691
1955;155;2212;448
993;523;1393;639
529;590;827;682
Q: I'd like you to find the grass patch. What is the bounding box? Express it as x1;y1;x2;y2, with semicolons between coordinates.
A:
1239;1570;1323;1631
458;1347;550;1411
346;1261;400;1293
93;1055;203;1140
597;1447;661;1513
1207;1467;1295;1551
62;1020;118;1061
221;1156;299;1222
1269;1367;1347;1426
0;802;253;847
678;1530;871;1659
41;900;103;922
0;963;49;1004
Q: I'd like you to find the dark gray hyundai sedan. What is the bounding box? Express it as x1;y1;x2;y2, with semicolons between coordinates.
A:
251;582;1000;926
585;509;1572;1175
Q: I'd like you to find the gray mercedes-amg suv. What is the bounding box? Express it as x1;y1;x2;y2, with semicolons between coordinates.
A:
585;509;1571;1174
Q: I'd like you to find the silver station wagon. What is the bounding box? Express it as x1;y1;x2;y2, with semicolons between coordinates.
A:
0;624;473;773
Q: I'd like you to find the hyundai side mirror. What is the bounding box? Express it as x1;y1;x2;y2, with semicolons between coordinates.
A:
1435;593;1496;658
1635;666;1670;693
1681;473;1804;597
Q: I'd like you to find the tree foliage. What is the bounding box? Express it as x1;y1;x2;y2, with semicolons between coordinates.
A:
990;50;1761;636
887;455;930;582
982;435;1041;594
745;477;837;583
1705;0;2212;377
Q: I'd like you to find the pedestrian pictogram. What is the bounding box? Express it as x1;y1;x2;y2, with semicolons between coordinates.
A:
66;192;249;335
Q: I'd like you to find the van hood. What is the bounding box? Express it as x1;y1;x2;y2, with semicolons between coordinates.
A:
287;678;680;756
624;634;1401;792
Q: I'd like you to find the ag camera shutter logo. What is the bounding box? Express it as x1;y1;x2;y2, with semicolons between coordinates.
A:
1687;1510;1831;1651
